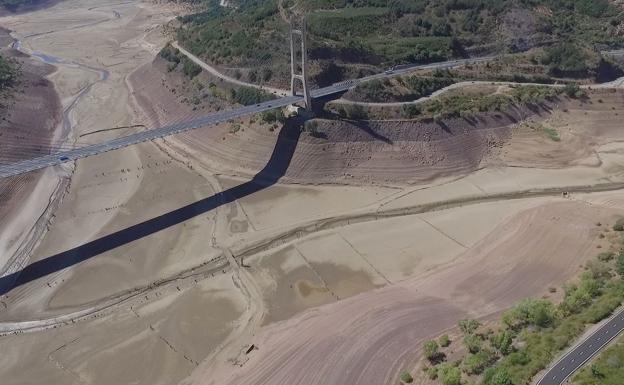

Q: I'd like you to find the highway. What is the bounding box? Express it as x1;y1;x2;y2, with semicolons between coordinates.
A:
0;55;493;179
537;307;624;385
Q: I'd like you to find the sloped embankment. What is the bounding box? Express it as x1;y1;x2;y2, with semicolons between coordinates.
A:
0;44;62;233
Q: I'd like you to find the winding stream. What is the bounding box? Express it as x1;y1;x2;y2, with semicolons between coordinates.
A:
11;38;110;142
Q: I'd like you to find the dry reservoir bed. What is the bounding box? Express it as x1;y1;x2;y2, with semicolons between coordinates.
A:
1;1;624;385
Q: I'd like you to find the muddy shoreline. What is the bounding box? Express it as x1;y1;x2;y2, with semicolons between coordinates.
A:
0;27;66;278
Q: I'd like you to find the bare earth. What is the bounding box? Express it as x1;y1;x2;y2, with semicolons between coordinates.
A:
0;1;624;385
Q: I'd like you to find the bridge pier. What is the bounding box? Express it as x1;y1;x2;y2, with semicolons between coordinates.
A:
289;17;311;110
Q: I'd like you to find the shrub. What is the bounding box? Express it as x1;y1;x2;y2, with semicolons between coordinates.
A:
399;371;413;383
159;44;181;64
542;43;591;77
502;298;555;329
230;86;274;106
426;366;438;379
439;334;451;347
342;104;368;120
597;252;614;262
586;260;612;280
463;334;483;354
462;348;497;375
459;319;480;335
260;108;285;124
490;330;513;355
402;104;422;118
438;363;461;385
613;218;624;231
483;367;513;385
181;57;202;78
424;340;440;361
0;55;17;91
563;83;587;99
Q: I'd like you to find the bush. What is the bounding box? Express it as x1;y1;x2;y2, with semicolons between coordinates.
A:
159;44;181;64
426;366;438;379
402;104;422;118
399;371;413;383
618;253;624;277
613;218;624;231
230;86;274;106
586;260;612;280
542;43;591;77
181;57;202;78
463;334;483;354
0;55;17;90
459;319;480;335
260;108;285;124
424;340;440;361
502;298;555;329
490;330;513;355
439;334;451;347
597;252;614;262
342;104;369;120
438;363;461;385
563;83;586;99
483;367;513;385
462;348;497;375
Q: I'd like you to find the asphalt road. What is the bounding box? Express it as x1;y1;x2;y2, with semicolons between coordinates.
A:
0;55;492;179
537;307;624;385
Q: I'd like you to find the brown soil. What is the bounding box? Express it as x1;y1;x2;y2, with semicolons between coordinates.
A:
0;0;61;16
131;60;624;189
0;42;62;243
196;201;619;385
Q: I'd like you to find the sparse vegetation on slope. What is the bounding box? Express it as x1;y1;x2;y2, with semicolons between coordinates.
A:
0;53;18;110
172;0;624;88
411;224;624;385
0;0;49;11
0;54;16;85
572;333;624;385
332;84;562;121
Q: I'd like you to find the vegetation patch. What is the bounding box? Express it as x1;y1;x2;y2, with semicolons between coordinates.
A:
520;121;561;142
172;0;624;86
349;75;455;103
573;333;624;385
408;229;624;385
0;54;17;92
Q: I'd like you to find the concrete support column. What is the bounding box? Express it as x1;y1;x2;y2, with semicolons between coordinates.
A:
289;17;311;109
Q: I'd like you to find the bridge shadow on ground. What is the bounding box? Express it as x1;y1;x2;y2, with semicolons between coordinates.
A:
0;121;302;297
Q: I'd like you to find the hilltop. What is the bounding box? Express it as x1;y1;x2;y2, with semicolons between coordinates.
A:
172;0;624;86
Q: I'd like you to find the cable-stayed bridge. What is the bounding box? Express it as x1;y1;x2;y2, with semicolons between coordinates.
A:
0;16;496;179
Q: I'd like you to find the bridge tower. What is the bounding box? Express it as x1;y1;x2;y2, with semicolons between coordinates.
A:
289;17;311;109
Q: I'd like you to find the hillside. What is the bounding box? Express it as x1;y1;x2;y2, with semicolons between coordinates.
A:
0;0;49;11
173;0;624;86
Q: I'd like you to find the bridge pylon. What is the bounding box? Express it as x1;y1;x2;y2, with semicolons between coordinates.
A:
289;17;311;109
